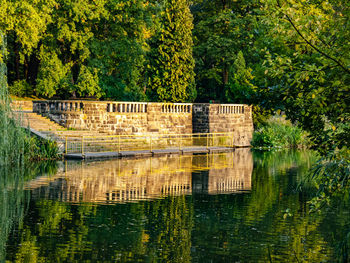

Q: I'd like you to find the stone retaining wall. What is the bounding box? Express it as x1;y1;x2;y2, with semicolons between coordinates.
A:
33;100;253;145
193;104;253;146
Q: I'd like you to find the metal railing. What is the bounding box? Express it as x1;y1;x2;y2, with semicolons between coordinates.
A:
64;132;236;155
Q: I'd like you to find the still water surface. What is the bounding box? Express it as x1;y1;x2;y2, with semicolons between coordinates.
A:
2;149;349;262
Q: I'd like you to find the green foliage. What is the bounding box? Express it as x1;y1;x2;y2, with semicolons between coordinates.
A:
252;117;310;149
260;0;350;155
1;34;59;163
225;51;257;103
309;147;350;212
35;51;70;98
89;0;153;101
192;0;262;102
147;0;196;102
26;136;59;161
252;105;273;128
8;79;33;97
1;0;151;100
75;65;101;98
0;32;28;166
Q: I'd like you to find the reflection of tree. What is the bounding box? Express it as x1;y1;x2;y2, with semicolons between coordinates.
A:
144;196;193;262
0;167;27;262
0;162;58;262
246;150;317;221
191;150;335;262
7;195;193;262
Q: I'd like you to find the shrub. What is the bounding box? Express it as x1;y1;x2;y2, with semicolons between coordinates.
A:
25;136;59;161
252;117;310;149
8;80;33;97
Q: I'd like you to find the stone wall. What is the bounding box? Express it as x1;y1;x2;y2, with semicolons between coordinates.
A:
33;100;253;145
33;100;192;135
193;104;253;146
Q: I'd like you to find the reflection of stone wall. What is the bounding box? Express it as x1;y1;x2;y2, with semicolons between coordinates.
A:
28;155;193;203
191;149;252;194
208;149;252;194
27;150;253;203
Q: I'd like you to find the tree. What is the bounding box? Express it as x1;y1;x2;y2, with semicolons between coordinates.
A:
89;0;154;101
1;0;158;100
146;0;196;102
261;0;350;153
225;51;257;104
191;0;261;102
261;1;350;235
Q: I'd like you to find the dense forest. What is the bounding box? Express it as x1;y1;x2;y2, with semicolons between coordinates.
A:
1;0;349;142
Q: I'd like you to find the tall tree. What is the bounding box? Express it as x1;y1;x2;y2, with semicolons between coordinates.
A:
191;0;260;102
147;0;196;102
225;51;257;104
2;0;154;100
89;0;154;101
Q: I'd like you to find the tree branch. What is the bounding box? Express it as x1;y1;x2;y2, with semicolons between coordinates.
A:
276;0;350;75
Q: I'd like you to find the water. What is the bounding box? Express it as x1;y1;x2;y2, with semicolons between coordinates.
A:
2;149;349;262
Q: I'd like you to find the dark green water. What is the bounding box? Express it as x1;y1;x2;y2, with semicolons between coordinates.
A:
2;149;349;262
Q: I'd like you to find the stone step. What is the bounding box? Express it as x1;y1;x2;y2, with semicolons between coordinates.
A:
16;111;140;144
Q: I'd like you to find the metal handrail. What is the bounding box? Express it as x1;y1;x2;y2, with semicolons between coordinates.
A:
64;132;236;155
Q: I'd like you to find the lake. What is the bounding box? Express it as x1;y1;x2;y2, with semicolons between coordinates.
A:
1;149;349;262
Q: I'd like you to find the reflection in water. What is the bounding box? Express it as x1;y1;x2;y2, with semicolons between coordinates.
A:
0;167;25;262
0;163;58;262
3;150;350;262
26;149;253;203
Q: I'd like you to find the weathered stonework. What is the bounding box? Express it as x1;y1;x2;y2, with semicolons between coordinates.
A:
193;104;253;146
33;100;253;146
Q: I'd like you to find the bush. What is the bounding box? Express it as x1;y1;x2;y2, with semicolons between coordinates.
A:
252;117;310;149
25;136;59;161
8;80;33;97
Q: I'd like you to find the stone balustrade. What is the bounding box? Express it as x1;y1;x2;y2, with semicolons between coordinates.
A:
107;102;148;113
161;103;192;113
32;100;254;146
218;104;245;114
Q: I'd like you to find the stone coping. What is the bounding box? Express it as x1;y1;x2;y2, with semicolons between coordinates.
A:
32;100;246;107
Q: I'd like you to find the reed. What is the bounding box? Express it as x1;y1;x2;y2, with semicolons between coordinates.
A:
0;32;29;167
